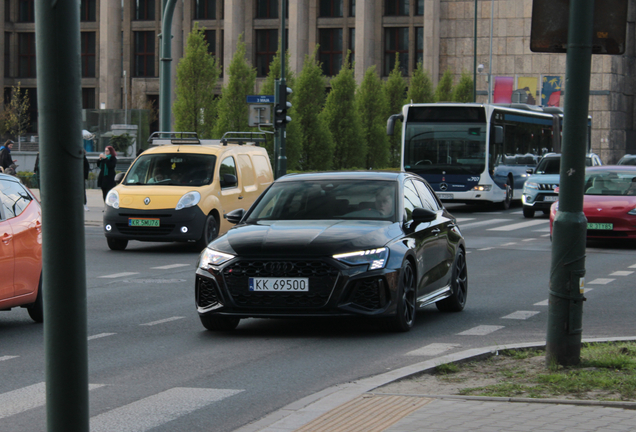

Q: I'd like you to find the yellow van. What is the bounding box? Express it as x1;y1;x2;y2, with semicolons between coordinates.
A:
102;134;273;250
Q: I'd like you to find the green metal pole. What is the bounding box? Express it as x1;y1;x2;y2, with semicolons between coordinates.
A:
473;0;477;102
546;0;594;367
35;1;89;430
274;0;287;179
160;0;178;134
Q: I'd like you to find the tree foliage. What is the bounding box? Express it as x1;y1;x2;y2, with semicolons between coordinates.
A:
435;69;454;102
213;35;256;138
452;70;474;102
3;82;31;141
294;47;334;171
173;23;221;138
321;53;364;169
406;62;434;104
356;66;389;169
383;54;407;167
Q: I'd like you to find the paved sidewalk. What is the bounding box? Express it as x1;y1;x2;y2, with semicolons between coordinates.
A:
32;188;104;226
236;337;636;432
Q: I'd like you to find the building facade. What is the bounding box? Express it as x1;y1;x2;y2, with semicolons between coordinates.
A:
1;0;634;162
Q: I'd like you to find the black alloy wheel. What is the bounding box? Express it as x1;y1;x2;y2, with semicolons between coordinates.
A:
523;206;535;218
107;237;128;251
196;214;219;250
386;260;416;332
436;248;468;312
27;276;44;323
501;178;513;210
200;314;240;331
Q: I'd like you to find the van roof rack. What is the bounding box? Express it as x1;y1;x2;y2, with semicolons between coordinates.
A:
148;131;201;145
220;131;267;146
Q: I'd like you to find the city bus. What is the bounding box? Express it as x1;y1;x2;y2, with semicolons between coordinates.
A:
387;103;589;209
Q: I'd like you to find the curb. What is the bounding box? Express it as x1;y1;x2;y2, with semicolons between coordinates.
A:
235;336;636;432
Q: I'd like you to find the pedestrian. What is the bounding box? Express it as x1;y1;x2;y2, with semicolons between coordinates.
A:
33;152;40;188
84;150;90;211
97;145;117;201
0;140;18;172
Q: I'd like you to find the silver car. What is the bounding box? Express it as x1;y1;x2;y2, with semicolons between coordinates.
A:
522;152;603;218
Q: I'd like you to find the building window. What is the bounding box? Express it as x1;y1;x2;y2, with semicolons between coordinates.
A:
385;0;409;16
81;32;96;77
134;0;155;21
256;0;278;18
18;0;34;22
349;28;355;67
416;0;423;15
134;31;155;77
319;28;343;76
18;33;36;78
349;0;355;17
195;0;216;19
4;33;10;77
255;29;277;77
81;0;96;21
5;1;10;22
320;0;343;18
82;88;95;109
384;27;408;76
204;30;216;55
416;27;423;66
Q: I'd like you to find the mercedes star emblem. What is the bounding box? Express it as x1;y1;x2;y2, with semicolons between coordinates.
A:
440;183;449;191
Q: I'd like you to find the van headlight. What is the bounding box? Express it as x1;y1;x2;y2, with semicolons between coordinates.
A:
176;191;201;210
333;247;389;270
105;190;119;209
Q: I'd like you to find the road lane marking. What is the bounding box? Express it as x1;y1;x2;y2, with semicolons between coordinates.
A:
534;227;551;232
88;333;116;341
98;272;140;278
540;233;551;237
455;218;475;223
488;220;548;231
610;271;634;276
501;242;517;246
0;356;18;362
588;278;615;285
522;238;537;242
406;343;461;356
629;264;636;268
151;264;191;270
0;383;105;420
535;288;593;306
457;325;504;336
90;387;243;432
140;316;185;326
501;311;540;320
477;247;494;251
457;219;508;229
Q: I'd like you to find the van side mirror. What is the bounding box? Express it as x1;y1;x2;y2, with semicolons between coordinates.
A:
224;208;245;224
220;173;238;188
114;172;125;184
494;125;503;144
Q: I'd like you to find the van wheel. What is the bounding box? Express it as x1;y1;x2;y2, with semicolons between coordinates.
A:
27;276;44;323
196;214;219;249
107;238;128;251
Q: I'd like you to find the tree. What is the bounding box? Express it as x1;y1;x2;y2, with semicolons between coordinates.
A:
406;62;434;104
435;69;454;102
294;47;334;171
213;35;257;138
321;53;364;170
4;82;31;145
452;70;474;102
357;66;389;169
173;23;221;138
383;54;407;167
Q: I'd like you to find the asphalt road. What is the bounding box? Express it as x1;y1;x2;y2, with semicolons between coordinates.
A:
1;201;635;431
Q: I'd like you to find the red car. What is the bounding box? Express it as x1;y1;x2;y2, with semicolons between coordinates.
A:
550;166;636;240
0;173;43;322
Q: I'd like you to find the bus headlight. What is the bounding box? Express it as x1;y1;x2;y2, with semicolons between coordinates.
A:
472;185;492;192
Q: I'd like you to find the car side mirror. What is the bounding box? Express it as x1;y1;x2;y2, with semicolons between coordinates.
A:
526;168;534;174
221;173;238;188
412;207;437;223
114;172;125;184
224;208;245;224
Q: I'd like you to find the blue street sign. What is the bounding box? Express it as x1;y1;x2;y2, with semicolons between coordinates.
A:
247;95;275;104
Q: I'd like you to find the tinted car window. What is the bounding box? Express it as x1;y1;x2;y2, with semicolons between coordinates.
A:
220;157;238;188
403;180;424;222
584;169;636;196
413;179;439;211
0;179;33;219
125;153;217;186
535;157;560;174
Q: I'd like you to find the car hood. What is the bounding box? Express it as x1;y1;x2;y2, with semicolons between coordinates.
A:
210;220;403;257
583;195;636;214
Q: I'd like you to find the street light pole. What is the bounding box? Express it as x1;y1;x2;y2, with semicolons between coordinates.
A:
488;0;494;104
159;0;178;134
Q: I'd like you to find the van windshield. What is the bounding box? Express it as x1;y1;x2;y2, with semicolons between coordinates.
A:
124;154;217;186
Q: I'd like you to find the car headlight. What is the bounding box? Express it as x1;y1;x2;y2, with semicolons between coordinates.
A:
176;191;201;210
105;189;119;209
524;182;539;190
628;208;636;215
472;184;492;191
199;248;234;269
333;247;388;270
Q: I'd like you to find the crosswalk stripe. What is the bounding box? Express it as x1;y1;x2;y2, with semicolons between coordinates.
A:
534;227;551;232
535;289;593;306
458;218;508;229
610;270;634;276
0;382;105;420
151;264;191;270
487;219;548;231
406;343;461;356
98;272;140;279
140;316;184;326
90;387;243;432
501;311;540;320
0;355;18;362
455;217;475;223
588;278;615;285
88;333;116;341
457;325;504;336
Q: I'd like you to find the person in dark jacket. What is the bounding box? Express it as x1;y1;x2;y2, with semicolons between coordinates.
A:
0;140;17;172
96;145;117;201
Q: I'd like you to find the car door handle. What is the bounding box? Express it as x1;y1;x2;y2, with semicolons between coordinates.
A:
2;233;12;244
238;196;244;199
431;228;441;234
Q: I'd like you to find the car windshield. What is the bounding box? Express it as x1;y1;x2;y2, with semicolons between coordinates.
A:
584;169;636;196
246;180;398;222
124;153;217;186
535;157;560;174
619;156;636;166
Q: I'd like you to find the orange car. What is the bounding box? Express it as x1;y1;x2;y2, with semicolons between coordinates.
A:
0;173;43;322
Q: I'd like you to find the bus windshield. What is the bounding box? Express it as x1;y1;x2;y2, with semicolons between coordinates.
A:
403;123;486;175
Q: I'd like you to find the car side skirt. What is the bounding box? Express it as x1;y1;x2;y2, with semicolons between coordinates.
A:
416;284;452;308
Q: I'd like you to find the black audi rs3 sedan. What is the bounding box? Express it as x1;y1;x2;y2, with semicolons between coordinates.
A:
195;171;467;332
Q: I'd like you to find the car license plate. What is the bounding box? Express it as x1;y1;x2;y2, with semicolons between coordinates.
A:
544;195;558;202
437;193;453;200
129;218;160;227
587;223;613;230
249;277;309;292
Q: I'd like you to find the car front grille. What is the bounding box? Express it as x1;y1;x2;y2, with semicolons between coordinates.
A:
538;184;558;191
222;260;339;309
115;223;175;235
348;278;388;310
197;276;221;308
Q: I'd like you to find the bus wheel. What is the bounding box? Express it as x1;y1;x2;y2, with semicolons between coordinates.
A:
501;181;513;210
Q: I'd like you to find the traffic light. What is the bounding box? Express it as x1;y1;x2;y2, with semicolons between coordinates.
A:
274;79;292;128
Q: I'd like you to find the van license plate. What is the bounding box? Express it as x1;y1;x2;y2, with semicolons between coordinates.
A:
437;193;453;200
249;277;309;292
129;218;160;227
